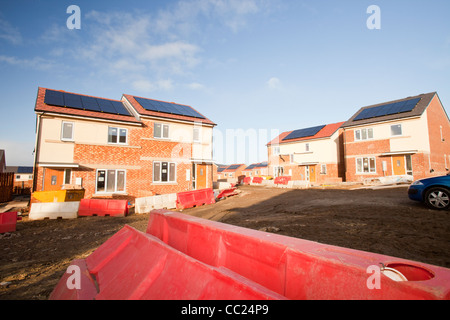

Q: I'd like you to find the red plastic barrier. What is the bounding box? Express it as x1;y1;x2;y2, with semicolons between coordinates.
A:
216;188;238;200
274;176;291;185
78;199;128;217
0;212;18;234
252;177;263;184
243;177;251;185
176;188;215;210
146;210;450;300
50;225;286;300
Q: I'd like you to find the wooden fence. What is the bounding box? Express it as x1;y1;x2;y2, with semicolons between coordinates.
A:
0;172;14;203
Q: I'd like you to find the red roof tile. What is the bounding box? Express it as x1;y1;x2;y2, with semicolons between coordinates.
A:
267;122;345;146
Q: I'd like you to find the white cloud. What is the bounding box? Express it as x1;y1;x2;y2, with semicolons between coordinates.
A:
267;77;282;90
132;79;174;93
187;82;206;90
0;17;22;45
0;55;59;71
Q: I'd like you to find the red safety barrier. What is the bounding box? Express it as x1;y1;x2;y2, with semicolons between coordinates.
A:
216;188;238;200
78;199;128;217
252;177;263;184
0;211;18;233
176;188;215;210
274;176;291;185
50;225;286;300
146;210;450;300
243;177;251;185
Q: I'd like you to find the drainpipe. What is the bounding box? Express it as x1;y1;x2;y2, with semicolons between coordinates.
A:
32;112;44;192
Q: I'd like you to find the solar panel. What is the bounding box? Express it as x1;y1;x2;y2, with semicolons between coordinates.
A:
282;125;326;141
44;89;132;116
134;96;206;119
354;97;421;121
227;165;241;170
44;90;65;106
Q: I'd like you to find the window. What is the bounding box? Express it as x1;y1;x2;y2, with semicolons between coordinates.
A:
61;121;74;141
51;175;57;185
153;161;176;183
274;166;284;177
108;127;127;144
64;169;71;185
356;157;376;173
320;164;327;175
272;146;280;155
154;123;169;139
193;127;201;142
305;143;310;152
391;124;402;136
355;128;373;141
96;169;126;193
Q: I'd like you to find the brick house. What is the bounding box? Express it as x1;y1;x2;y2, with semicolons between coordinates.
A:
220;164;246;183
242;162;269;177
33;87;216;202
267;122;345;184
342;92;450;182
6;166;33;191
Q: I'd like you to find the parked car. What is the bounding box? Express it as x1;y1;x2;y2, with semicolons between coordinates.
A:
408;173;450;210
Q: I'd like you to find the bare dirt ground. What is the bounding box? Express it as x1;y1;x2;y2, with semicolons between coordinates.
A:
1;184;449;300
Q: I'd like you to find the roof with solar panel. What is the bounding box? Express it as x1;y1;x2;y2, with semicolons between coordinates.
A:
342;92;437;128
267;122;345;146
123;94;216;126
35;87;215;126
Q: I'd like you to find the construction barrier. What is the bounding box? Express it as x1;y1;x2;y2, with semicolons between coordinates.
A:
31;189;85;203
29;202;80;220
252;177;263;184
176;188;215;210
216;188;238;200
78;199;128;217
146;210;450;300
50;225;285;300
135;193;177;214
0;211;17;233
274;176;291;185
242;177;252;185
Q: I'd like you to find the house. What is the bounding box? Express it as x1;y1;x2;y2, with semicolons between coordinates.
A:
220;164;246;183
33;87;216;201
267;122;345;184
342;92;450;182
6;166;34;191
243;162;269;177
214;164;229;181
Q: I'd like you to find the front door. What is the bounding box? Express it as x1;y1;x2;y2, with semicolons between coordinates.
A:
196;164;207;189
393;156;406;175
43;168;64;191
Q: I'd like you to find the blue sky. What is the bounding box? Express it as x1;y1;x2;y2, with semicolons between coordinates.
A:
0;0;449;166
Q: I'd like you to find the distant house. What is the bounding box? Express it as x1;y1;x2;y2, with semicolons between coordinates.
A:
6;166;33;191
267;122;345;184
243;162;269;177
214;164;229;181
342;92;450;182
33;87;216;201
219;164;246;183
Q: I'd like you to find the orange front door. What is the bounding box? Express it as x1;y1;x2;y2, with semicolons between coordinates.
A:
43;168;64;191
309;165;316;183
196;164;207;189
393;156;406;175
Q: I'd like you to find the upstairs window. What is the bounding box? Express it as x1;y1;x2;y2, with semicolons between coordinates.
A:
154;123;169;139
108;127;128;144
61;121;74;141
355;128;373;141
390;124;402;137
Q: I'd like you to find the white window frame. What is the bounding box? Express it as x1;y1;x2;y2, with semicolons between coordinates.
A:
64;169;72;185
154;123;170;139
320;164;327;175
305;143;310;152
61;121;74;141
273;146;280;155
193;127;201;143
95;169;127;194
355;128;374;141
390;124;402;137
153;161;177;183
108;127;128;145
356;157;377;174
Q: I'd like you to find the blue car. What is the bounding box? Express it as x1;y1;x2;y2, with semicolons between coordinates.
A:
408;173;450;210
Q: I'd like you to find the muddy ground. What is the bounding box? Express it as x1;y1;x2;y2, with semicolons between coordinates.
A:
0;184;449;300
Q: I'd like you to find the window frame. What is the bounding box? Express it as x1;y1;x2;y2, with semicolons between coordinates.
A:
95;169;127;194
61;121;74;142
108;126;128;145
390;124;403;137
354;128;374;141
154;123;170;139
356;157;377;174
153;161;177;183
